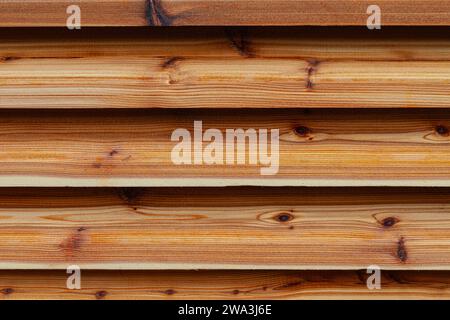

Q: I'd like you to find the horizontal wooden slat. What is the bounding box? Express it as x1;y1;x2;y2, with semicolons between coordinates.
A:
0;187;450;269
1;1;450;26
0;109;449;186
1;270;450;300
1;28;450;109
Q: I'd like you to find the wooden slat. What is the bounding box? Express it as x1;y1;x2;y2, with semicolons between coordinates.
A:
1;28;450;109
1;1;450;26
1;270;450;300
0;109;449;186
0;187;450;269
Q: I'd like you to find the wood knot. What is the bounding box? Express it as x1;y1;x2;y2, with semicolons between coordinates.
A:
294;126;311;137
275;212;294;223
305;59;320;90
232;289;240;295
397;237;408;262
161;56;183;69
145;0;173;26
1;56;17;62
95;290;108;299
1;288;13;295
225;28;254;57
435;125;449;137
381;217;399;228
164;289;176;295
108;149;119;157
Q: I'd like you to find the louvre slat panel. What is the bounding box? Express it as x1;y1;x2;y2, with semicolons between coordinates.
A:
0;187;449;270
0;109;449;186
1;270;450;300
1;28;449;109
0;1;449;27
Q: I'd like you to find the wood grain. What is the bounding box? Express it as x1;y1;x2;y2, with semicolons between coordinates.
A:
0;109;449;186
0;187;450;269
1;28;450;109
1;270;450;300
1;1;450;26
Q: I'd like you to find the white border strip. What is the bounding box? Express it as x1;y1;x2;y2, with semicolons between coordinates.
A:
1;176;450;187
0;262;448;271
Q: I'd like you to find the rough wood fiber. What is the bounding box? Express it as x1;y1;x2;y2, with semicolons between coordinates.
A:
0;109;449;186
0;187;449;269
1;28;450;108
0;1;449;26
1;270;450;300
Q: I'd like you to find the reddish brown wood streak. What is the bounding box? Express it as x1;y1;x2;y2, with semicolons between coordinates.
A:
59;228;86;258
